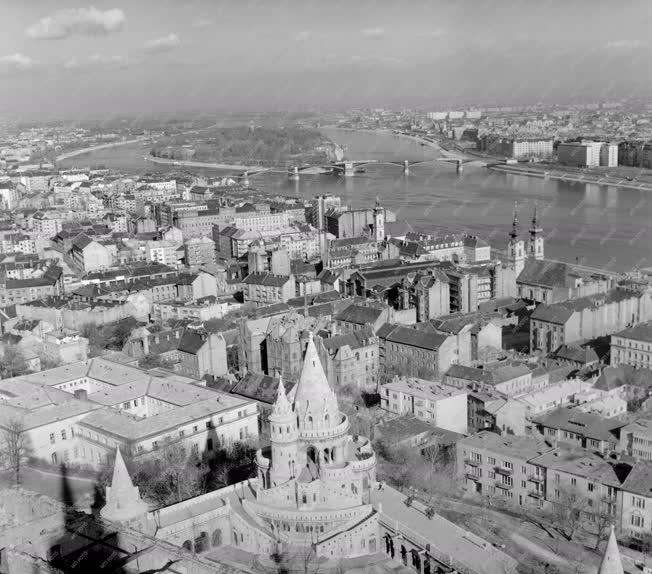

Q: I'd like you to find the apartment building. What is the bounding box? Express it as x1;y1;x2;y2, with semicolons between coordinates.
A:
380;376;468;434
620;462;652;539
242;272;295;307
0;357;257;468
610;321;652;369
619;418;652;461
316;331;379;392
457;432;552;508
532;408;627;454
378;323;465;378
530;286;652;354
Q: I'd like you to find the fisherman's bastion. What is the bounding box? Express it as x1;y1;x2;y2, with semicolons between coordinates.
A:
0;335;625;574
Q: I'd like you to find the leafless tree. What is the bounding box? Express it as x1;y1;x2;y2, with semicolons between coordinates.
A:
587;497;615;551
550;486;585;541
2;419;30;487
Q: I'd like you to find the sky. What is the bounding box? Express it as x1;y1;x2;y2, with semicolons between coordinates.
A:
0;0;650;119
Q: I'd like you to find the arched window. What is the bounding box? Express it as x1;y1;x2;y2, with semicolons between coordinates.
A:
212;529;222;547
324;413;330;424
302;494;307;504
182;540;192;552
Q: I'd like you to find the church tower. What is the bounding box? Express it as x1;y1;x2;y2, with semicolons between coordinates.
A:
507;203;525;276
597;525;624;574
267;376;299;486
101;447;148;523
373;198;385;242
528;203;544;260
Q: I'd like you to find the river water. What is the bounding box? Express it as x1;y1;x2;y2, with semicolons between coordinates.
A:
60;129;652;272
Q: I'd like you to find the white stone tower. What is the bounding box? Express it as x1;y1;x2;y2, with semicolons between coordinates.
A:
373;197;385;242
267;376;299;486
507;203;525;276
291;331;349;467
528;202;544;260
101;447;148;523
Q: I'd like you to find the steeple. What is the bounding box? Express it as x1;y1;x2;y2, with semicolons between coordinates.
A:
528;201;545;260
509;202;519;240
373;197;385;242
101;447;148;523
597;526;624;574
507;202;525;276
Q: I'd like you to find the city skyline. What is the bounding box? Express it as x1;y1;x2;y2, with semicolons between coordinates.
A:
1;0;651;118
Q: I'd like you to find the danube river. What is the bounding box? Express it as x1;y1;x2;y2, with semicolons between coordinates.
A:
60;129;652;272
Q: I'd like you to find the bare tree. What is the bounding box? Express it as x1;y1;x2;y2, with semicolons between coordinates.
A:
587;497;616;551
550;486;585;541
2;419;30;487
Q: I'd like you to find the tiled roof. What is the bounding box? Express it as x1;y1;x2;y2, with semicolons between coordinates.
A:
552;344;599;364
613;321;652;343
383;325;449;351
243;272;292;287
530;447;630;487
517;259;569;287
335;303;385;325
533;407;626;441
177;331;206;354
621;461;652;497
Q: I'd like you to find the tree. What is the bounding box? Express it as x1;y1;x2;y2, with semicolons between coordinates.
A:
421;444;457;503
550;486;585;541
1;345;29;378
2;419;29;487
588;497;616;551
138;354;174;370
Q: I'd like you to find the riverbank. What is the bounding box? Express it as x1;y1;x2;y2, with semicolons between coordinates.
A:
145;154;266;172
55;137;147;162
489;163;652;192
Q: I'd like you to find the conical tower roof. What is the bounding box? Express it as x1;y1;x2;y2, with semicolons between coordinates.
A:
271;375;292;417
292;331;333;406
111;446;135;491
101;447;148;523
598;526;624;574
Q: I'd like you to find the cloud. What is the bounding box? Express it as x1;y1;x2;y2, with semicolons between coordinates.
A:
26;7;125;40
604;39;644;50
361;27;385;38
192;17;213;29
144;33;181;54
418;28;447;39
63;53;134;71
349;55;405;68
295;30;312;41
0;53;38;74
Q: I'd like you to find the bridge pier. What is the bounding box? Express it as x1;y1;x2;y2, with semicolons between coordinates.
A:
343;161;355;177
403;160;410;175
242;171;250;186
456;159;463;174
289;166;300;181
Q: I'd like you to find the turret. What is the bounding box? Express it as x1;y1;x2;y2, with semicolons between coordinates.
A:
528;202;544;260
507;202;525;276
101;447;148;523
268;376;299;484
